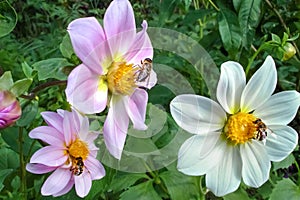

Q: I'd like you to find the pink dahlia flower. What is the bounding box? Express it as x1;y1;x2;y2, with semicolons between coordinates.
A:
65;0;157;159
26;109;105;198
0;90;21;128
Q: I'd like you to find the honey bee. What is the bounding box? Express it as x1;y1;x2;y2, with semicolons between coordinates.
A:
70;156;84;176
252;118;275;144
134;58;152;86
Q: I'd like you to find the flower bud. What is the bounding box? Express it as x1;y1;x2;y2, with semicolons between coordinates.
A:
282;42;296;61
0;90;21;128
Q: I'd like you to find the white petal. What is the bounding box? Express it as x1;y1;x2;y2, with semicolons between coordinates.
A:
241;56;277;113
240;141;271;187
253;91;300;125
170;94;226;135
206;146;241;197
177;133;225;175
217;61;246;114
74;171;92;198
265;125;298;162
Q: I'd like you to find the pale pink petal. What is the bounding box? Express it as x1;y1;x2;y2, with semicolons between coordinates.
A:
104;0;136;56
41;168;72;196
206;146;241;196
77;113;90;140
66;64;108;114
74;171;92;198
68;17;105;74
125;20;153;64
41;111;64;134
63;110;78;146
29;126;64;147
26;163;56;174
241;56;277;113
53;179;74;197
85;156;106;180
137;68;157;89
103;96;129;159
126;89;148;130
30;146;68;167
170;94;227;135
217;61;246;114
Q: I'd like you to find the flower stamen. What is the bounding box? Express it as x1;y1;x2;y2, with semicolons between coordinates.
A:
106;62;138;96
224;112;264;145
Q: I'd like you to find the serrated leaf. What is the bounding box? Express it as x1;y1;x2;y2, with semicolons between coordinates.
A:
0;71;13;90
270;179;300;200
271;33;282;44
16;100;38;127
287;33;299;42
10;78;32;97
0;0;17;37
0;148;19;169
273;154;295;171
60;34;74;59
110;172;149;192
21;62;33;78
238;0;262;47
32;58;73;81
120;180;161;200
218;7;242;55
0;169;13;191
159;171;200;200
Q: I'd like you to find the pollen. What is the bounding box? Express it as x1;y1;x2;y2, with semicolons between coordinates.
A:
107;62;137;96
224;112;258;145
68;138;89;160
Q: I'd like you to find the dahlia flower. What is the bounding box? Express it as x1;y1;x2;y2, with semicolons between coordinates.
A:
65;0;156;159
170;56;300;196
0;90;21;128
26;109;105;197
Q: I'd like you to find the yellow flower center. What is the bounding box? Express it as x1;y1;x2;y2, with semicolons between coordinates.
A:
106;62;138;96
68;138;89;160
224;112;261;145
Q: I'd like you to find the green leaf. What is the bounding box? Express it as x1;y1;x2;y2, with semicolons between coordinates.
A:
270;179;300;200
16;100;38;127
32;58;73;81
182;9;214;24
21;62;33;78
0;0;17;37
0;71;13;90
0;148;19;169
1;126;42;156
238;0;262;47
273;154;295;171
10;78;32;97
0;169;13;191
60;34;74;59
218;7;242;56
223;187;250;200
110;172;149;192
271;33;282;44
159;171;201;200
120;180;161;200
233;0;242;11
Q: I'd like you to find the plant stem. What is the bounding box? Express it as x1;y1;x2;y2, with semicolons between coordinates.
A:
245;44;264;76
207;0;219;11
264;0;300;58
19;127;27;200
20;80;67;100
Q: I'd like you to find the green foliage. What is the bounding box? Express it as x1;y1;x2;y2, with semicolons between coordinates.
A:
0;0;17;37
0;0;300;199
